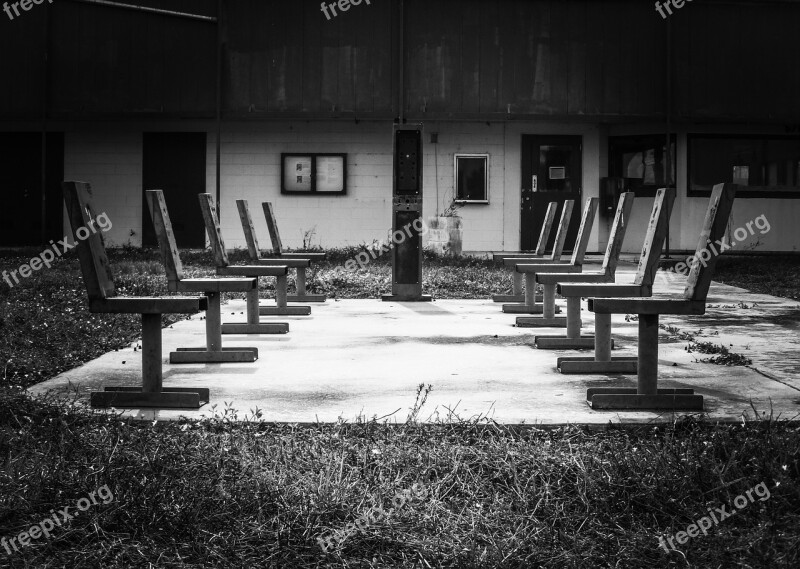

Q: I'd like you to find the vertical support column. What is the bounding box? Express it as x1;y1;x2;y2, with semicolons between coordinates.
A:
524;273;537;309
566;296;581;339
246;288;260;325
141;313;163;394
594;313;612;362
543;284;556;319
276;274;288;308
205;292;222;352
513;271;523;298
638;314;659;395
296;268;307;296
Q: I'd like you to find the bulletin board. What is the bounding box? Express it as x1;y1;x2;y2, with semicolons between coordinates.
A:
281;154;347;195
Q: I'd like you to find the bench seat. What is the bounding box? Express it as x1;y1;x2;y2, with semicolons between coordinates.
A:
279;252;326;261
558;283;650;298
536;271;611;285
590;298;706;315
174;278;256;294
515;263;582;274
90;296;207;314
504;257;574;268
242;258;311;268
216;266;289;278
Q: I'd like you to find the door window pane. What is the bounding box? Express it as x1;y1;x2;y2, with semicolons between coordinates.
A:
538;145;575;191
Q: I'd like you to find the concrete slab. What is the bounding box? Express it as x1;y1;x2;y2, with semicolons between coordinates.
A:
29;265;800;425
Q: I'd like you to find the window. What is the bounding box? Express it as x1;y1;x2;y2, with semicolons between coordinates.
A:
281;154;347;195
454;154;489;203
609;135;676;195
688;135;800;197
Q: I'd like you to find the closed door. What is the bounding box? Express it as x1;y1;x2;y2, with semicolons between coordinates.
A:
142;132;207;249
520;135;582;251
0;133;64;246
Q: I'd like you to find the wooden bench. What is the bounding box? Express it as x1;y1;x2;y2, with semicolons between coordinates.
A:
491;201;558;303
540;188;674;371
235;199;313;316
516;191;637;327
63;181;210;409
585;183;736;410
198;193;292;334
502;198;597;315
147;190;259;363
261;201;327;303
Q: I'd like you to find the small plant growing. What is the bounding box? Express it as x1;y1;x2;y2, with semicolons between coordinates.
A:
687;341;752;366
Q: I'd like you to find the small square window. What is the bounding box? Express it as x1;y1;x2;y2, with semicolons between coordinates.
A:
454;154;489;203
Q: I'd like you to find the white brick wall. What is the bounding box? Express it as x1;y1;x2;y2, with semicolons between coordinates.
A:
58;122;799;254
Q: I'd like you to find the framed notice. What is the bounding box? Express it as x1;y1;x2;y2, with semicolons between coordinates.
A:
281;153;347;195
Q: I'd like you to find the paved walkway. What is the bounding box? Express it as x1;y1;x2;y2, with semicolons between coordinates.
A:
30;265;800;425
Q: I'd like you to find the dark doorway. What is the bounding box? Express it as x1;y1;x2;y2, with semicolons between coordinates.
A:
142;132;207;249
0;132;64;247
520;135;582;251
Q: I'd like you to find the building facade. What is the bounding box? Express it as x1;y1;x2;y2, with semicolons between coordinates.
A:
2;0;799;254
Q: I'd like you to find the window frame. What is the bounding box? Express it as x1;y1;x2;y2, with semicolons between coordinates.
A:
608;134;677;198
687;133;800;199
453;153;490;204
280;153;348;196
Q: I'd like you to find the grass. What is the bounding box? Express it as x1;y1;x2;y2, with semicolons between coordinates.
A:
1;247;799;566
0;389;798;568
713;256;800;301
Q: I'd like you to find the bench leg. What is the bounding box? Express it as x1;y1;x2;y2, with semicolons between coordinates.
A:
566;297;582;339
142;313;162;393
543;284;557;319
504;273;557;315
91;314;209;409
513;271;523;297
287;268;327;303
587;314;703;410
170;292;258;363
492;269;531;303
261;273;312;316
222;287;290;335
534;296;604;349
638;314;659;395
510;274;562;318
595;313;612;362
556;312;635;374
207;292;222;352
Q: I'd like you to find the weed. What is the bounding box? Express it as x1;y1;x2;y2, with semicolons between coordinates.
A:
687;341;753;366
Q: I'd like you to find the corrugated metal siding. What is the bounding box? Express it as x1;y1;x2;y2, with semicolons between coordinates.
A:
0;0;798;122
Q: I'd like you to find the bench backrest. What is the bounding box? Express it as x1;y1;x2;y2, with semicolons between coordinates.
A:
633;187;675;286
146;190;184;285
684;183;736;302
601;191;636;276
548;200;575;261
534;202;558;255
236;199;262;261
262;202;284;256
62;181;116;300
570;197;599;265
198;193;231;267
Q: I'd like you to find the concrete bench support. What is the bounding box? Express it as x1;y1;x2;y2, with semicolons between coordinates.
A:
583;183;736;410
65;181;210;409
199;193;292;335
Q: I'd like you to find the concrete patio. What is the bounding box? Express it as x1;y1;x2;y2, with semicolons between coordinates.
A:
30;264;800;425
